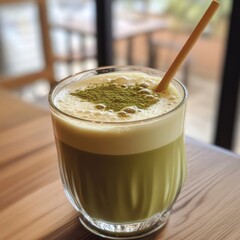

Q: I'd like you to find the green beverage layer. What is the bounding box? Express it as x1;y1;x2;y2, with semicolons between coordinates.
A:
57;135;186;223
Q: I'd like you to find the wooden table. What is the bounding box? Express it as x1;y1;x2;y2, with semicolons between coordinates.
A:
52;13;168;70
53;13;168;40
1;89;240;240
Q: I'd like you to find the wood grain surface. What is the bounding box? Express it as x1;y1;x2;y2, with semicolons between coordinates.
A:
0;89;240;240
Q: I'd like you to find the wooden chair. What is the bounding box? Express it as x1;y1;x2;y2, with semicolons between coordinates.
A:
0;0;55;89
50;22;96;74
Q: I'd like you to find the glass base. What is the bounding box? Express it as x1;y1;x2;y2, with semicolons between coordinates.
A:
79;210;170;239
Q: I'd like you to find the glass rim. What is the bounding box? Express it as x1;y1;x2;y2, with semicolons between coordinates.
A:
48;65;188;125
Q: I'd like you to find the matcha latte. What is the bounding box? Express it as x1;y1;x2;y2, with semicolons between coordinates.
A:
49;66;187;239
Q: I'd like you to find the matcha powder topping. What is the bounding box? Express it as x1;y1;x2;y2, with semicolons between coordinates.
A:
70;81;161;112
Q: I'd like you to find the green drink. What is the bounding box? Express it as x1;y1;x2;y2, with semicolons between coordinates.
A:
49;66;187;239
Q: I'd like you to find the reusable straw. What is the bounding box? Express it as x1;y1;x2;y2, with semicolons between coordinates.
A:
156;0;219;92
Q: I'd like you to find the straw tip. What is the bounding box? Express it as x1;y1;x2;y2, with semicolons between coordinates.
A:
212;0;220;7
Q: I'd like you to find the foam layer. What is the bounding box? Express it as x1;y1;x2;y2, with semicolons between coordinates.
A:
51;72;186;154
54;72;181;122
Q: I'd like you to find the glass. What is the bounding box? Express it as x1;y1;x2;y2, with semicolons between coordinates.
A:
49;66;187;239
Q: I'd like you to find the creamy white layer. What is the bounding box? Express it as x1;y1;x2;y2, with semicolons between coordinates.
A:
51;72;186;155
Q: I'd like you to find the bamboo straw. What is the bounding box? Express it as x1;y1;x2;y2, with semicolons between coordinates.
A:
156;0;219;92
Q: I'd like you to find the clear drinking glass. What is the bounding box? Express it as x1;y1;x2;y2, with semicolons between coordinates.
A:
49;66;187;239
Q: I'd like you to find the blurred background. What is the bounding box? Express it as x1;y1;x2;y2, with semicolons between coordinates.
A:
0;0;239;153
